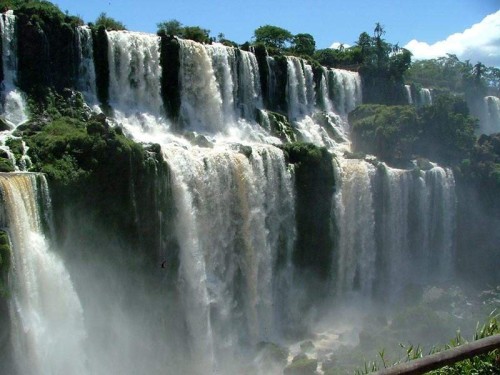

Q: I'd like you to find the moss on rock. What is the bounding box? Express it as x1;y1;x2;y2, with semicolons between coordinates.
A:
284;357;318;375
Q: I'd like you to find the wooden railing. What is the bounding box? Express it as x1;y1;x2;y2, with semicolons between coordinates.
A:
373;334;500;375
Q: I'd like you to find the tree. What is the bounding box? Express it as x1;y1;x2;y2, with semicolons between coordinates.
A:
94;12;125;31
253;25;293;49
157;19;183;36
291;33;316;56
182;26;211;44
156;19;211;43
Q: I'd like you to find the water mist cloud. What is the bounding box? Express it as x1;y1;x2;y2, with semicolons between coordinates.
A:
404;10;500;67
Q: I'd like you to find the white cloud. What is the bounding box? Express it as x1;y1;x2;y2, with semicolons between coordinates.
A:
404;10;500;66
330;42;351;49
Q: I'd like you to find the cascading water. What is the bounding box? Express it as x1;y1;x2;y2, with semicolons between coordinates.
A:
326;69;362;115
372;164;456;300
164;145;295;371
178;38;225;134
107;30;165;138
334;159;376;297
286;56;315;120
478;96;500;135
405;84;413;104
0;173;87;375
236;49;263;120
0;20;463;373
419;87;433;106
76;26;98;105
0;12;28;127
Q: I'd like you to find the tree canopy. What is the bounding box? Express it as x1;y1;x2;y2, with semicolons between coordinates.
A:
291;33;316;56
253;25;293;49
94;12;126;31
157;19;211;43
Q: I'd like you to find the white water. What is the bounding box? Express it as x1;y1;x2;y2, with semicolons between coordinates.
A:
419;88;432;106
478;96;500;135
76;26;98;105
163;143;295;373
0;173;87;375
26;29;460;374
373;164;456;299
405;84;413;104
107;30;166;136
0;12;28;127
335;159;376;297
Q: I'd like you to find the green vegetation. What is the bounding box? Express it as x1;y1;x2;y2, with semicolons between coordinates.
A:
284;357;318;374
11;90;172;261
93;12;125;31
406;54;500;98
349;94;477;166
257;110;296;142
354;312;500;375
253;25;293;50
157;19;211;44
13;1;82;98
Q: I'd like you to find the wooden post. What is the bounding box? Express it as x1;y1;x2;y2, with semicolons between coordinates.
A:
373;334;500;375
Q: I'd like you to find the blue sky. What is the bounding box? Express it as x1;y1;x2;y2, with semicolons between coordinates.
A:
51;0;500;65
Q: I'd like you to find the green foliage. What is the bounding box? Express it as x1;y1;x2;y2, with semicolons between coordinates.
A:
254;25;293;50
291;33;316;56
350;94;477;165
14;90;171;262
257;110;296;142
10;1;82;26
94;12;125;31
349;104;419;165
355;313;500;375
418;94;477;163
280;142;325;165
0;156;15;172
313;46;363;68
157;19;183;36
406;54;499;100
342;24;413;104
182;26;211;44
14;1;82;97
157;19;211;43
284;357;318;374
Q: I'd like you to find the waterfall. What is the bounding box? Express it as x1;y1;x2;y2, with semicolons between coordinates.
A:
286;56;315;120
373;165;455;299
333;162;456;299
335;159;376;296
206;43;238;124
236;49;263;120
0;12;28;127
163;144;295;371
419;88;432;106
0;173;87;375
478;96;500;135
107;30;165;138
405;84;413;104
323;68;362;116
76;26;97;105
178;39;225;133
